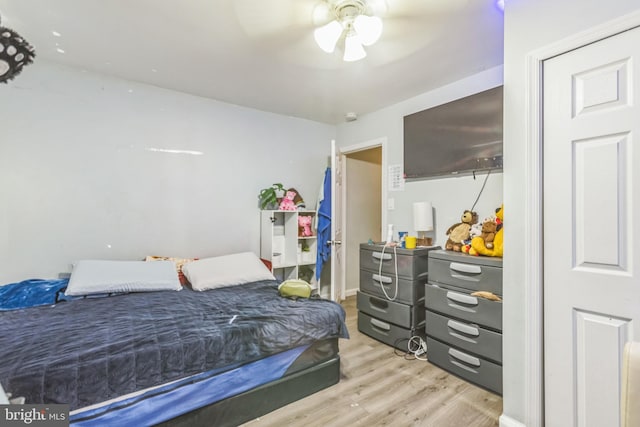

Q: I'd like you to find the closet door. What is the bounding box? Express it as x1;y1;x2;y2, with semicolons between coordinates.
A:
543;26;640;426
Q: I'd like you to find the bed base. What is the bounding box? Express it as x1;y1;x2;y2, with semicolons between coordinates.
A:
158;355;340;427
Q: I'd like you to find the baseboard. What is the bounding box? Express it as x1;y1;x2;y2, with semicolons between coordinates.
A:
499;414;526;427
345;288;357;298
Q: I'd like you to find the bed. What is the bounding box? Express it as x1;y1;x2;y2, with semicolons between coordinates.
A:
0;253;349;426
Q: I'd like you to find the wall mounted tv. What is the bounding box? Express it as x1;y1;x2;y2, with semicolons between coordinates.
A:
403;85;503;180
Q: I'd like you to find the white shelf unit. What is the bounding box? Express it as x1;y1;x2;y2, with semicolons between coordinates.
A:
260;210;317;286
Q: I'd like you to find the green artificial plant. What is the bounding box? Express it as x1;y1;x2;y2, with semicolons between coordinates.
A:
259;183;285;209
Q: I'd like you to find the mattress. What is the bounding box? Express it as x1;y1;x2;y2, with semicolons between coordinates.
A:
0;279;348;412
70;339;339;426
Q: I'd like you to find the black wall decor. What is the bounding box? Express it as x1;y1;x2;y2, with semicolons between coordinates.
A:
0;13;36;83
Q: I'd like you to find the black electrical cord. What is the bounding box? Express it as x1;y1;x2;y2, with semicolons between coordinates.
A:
470;169;492;212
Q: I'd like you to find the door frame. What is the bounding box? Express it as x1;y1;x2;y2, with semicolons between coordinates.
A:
522;10;640;426
339;136;388;235
340;138;386;297
337;137;387;299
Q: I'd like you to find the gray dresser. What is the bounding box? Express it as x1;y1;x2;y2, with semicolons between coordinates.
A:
425;250;503;395
357;243;438;349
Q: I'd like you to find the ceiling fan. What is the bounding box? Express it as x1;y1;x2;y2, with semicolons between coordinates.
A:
312;0;385;62
230;0;479;67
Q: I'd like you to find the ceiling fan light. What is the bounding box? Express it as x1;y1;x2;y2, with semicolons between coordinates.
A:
343;34;366;62
353;15;382;46
314;20;343;53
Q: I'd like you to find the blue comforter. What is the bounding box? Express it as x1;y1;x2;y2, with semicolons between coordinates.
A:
0;280;348;410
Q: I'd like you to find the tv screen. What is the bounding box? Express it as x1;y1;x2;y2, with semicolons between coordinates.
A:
403;85;503;180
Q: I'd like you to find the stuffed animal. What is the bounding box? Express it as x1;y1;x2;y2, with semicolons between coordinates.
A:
470;205;504;257
298;215;313;237
287;188;306;210
278;190;297;211
478;217;498;249
469;222;483;240
445;210;479;251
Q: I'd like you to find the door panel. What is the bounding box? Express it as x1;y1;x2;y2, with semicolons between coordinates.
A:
574;133;628;270
543;26;640;426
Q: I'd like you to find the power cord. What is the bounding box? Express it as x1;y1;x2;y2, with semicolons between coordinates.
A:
378;243;425;359
378;243;399;301
470;169;492;212
393;336;428;361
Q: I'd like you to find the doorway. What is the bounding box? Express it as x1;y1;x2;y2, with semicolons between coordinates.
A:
339;139;385;298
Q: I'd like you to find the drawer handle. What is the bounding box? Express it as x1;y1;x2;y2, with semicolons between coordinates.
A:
449;262;482;274
446;291;478;306
372;252;392;261
447;320;480;337
372;274;392;284
448;348;481;367
370;318;391;331
369;297;389;311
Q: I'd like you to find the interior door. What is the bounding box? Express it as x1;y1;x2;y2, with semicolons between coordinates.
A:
543;26;640;426
330;139;344;302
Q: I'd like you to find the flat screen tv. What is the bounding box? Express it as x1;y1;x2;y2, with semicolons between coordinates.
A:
403;85;503;180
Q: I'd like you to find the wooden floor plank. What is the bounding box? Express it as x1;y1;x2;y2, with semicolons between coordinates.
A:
242;296;502;427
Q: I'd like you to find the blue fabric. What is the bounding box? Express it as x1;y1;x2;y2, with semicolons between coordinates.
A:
316;167;332;280
69;345;309;426
0;279;70;311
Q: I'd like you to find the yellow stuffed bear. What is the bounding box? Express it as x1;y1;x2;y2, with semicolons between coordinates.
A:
470;205;503;257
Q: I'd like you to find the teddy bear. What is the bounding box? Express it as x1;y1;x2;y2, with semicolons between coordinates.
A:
478;218;498;249
278;190;297;211
445;210;479;251
470;205;504;257
298;215;313;237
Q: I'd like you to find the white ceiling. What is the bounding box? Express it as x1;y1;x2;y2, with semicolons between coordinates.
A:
0;0;504;124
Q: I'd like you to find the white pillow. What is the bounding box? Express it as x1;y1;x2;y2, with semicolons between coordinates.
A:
182;252;275;291
66;260;182;296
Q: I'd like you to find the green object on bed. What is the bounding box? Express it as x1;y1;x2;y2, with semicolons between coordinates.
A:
278;279;312;299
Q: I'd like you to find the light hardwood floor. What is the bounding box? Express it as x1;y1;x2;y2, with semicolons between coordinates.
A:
242;295;502;427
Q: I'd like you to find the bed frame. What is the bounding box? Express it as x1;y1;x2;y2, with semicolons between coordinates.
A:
160;356;340;427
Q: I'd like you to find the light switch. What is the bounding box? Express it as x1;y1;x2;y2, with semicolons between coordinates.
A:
388;198;395;210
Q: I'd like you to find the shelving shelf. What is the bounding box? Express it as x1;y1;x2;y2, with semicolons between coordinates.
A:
260;210;317;286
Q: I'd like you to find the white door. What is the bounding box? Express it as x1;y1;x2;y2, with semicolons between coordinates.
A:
543;26;640;426
330;139;345;302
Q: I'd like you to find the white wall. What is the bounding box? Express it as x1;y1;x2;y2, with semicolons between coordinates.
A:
0;60;334;283
503;1;640;426
336;66;504;248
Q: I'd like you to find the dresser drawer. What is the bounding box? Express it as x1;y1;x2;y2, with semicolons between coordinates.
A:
357;291;424;329
359;246;429;280
425;310;502;363
428;250;502;295
425;283;502;331
360;268;424;306
358;312;423;350
427;336;502;395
